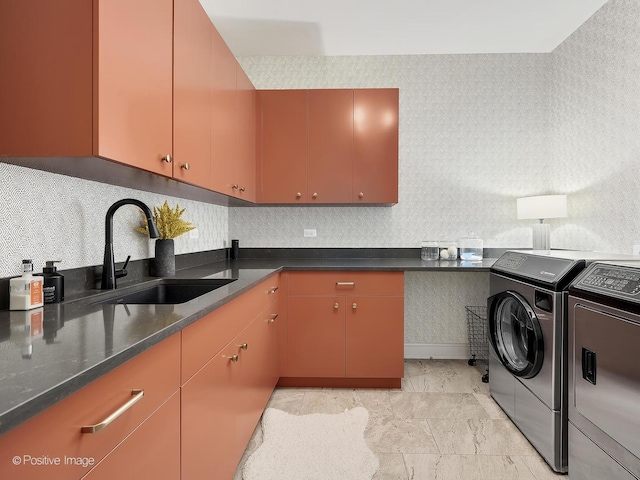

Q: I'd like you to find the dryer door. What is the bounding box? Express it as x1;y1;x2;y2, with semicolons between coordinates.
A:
488;291;544;378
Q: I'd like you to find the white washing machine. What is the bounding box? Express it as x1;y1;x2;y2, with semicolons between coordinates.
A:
487;250;638;473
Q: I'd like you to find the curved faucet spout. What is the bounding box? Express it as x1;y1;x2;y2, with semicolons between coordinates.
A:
101;198;159;290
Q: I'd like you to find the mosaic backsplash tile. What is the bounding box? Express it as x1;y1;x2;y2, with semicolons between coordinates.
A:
0;164;228;278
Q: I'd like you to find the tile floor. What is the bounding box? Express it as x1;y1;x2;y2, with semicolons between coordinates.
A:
234;360;566;479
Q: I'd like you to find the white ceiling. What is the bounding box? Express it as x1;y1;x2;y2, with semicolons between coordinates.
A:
199;0;608;57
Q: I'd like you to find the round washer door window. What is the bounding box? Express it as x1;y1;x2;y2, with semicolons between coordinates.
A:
489;291;544;378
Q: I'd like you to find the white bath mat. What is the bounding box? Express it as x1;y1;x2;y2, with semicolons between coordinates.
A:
242;407;379;480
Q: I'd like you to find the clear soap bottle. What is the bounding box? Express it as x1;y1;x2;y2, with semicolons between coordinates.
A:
9;259;44;310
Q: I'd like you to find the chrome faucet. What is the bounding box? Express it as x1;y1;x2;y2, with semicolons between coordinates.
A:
101;199;159;290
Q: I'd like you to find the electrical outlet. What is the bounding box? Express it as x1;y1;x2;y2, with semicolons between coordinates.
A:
633;245;640;256
304;229;317;238
189;228;199;239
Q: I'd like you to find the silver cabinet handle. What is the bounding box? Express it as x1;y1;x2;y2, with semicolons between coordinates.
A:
81;389;144;434
162;154;172;163
181;162;190;171
268;286;279;294
336;282;355;287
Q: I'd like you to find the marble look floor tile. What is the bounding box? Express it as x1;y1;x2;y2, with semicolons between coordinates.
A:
473;393;509;420
299;389;392;419
401;360;489;394
390;392;490;420
365;416;440;454
404;454;538;480
520;455;566;479
265;388;305;415
372;453;409;480
428;418;538;456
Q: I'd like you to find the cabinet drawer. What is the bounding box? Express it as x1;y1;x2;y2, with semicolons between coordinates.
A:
182;274;280;382
287;271;403;296
81;392;180;480
0;334;180;480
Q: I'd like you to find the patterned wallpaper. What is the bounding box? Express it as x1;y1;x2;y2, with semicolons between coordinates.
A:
0;163;228;278
231;0;640;255
548;0;640;253
231;54;552;249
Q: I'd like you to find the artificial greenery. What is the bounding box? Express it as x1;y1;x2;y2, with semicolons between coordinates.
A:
135;200;196;240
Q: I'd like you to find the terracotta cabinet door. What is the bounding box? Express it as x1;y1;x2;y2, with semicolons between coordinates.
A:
82;393;180;480
236;63;257;202
173;0;212;189
94;0;173;176
233;311;279;457
210;27;238;197
353;89;399;203
287;296;346;377
181;343;240;480
0;0;93;157
259;90;308;203
307;89;354;204
346;295;404;378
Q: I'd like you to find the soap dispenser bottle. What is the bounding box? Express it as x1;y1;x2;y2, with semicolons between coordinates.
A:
40;260;64;304
9;260;44;310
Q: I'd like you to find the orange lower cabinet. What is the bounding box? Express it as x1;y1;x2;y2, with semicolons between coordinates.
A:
81;392;180;480
233;310;279;458
181;343;239;480
346;295;404;378
0;334;180;480
287;296;346;378
181;313;279;480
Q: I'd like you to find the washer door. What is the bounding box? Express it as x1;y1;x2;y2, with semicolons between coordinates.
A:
488;291;544;378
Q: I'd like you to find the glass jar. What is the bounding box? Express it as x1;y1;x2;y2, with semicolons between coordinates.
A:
438;241;458;261
421;241;439;260
459;233;483;261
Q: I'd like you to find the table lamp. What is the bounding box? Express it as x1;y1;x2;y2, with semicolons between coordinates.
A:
517;195;567;251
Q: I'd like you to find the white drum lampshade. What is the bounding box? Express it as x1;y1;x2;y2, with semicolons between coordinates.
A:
517;195;567;251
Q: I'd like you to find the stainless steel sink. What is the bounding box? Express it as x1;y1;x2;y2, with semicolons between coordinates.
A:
90;278;236;305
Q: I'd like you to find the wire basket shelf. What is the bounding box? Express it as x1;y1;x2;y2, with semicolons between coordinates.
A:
465;306;489;382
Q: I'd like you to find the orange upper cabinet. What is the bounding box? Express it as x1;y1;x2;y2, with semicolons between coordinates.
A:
257;88;398;205
173;0;212;189
353;89;399;203
210;28;239;197
0;0;174;177
307;89;354;204
236;63;257;202
94;0;174;175
258;90;308;203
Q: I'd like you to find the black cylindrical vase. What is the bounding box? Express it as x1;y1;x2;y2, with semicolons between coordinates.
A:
154;239;175;277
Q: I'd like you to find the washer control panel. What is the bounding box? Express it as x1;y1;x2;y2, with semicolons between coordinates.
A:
573;264;640;301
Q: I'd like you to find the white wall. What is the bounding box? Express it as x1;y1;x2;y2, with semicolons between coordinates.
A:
548;0;640;253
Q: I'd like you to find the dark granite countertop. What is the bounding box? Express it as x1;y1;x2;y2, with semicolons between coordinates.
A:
0;255;496;436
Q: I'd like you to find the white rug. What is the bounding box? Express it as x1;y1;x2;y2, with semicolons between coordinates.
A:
243;407;379;480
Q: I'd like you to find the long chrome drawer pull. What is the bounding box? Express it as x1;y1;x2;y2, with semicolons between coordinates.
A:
81;389;144;434
336;282;355;287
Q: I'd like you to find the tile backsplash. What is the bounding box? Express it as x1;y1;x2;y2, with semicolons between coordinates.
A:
0;164;228;278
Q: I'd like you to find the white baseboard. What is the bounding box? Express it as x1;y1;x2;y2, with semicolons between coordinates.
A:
404;343;470;360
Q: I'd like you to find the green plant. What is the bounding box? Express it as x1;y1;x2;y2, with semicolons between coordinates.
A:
135;200;196;240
